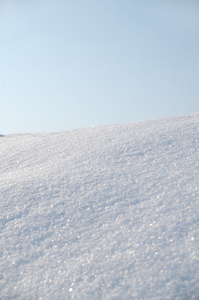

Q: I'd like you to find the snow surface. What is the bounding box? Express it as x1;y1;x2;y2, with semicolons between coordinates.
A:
0;113;199;299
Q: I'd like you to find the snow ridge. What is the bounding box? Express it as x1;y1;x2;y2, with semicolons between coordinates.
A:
0;113;198;299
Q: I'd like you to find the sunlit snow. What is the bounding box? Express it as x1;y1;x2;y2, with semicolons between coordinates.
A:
0;113;198;299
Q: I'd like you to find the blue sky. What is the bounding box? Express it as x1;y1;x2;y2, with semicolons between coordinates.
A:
0;0;198;134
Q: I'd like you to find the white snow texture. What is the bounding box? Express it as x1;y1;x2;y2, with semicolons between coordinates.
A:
0;113;198;299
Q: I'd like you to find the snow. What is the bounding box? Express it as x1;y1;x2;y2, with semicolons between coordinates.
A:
0;113;198;299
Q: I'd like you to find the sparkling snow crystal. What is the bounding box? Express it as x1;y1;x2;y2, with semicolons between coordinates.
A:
0;113;198;299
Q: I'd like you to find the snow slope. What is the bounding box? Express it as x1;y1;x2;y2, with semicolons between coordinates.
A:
0;113;198;299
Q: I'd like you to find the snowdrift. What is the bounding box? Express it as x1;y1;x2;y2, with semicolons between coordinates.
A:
0;113;198;299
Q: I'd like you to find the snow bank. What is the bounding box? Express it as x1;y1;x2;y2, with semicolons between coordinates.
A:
0;113;198;299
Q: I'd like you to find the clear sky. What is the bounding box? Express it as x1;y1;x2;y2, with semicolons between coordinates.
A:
0;0;198;134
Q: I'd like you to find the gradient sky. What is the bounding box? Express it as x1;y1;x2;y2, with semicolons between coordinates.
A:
0;0;198;134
